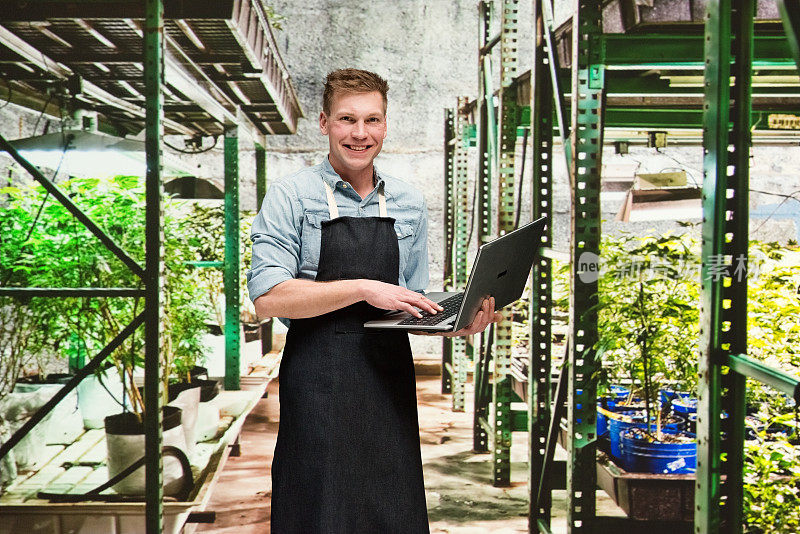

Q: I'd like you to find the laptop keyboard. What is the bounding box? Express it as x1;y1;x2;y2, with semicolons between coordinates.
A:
398;293;464;326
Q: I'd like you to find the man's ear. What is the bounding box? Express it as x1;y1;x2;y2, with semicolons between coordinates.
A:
382;114;388;139
319;111;329;135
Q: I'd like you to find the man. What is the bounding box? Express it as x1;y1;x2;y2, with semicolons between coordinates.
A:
247;68;498;533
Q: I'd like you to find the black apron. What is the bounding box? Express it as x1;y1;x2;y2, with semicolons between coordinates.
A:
271;180;429;534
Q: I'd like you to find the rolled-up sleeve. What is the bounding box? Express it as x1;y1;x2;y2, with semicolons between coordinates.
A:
403;200;430;294
246;181;301;302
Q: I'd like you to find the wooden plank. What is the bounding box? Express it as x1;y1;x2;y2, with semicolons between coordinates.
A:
42;466;94;495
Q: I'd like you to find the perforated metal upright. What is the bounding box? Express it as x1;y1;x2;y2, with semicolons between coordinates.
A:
488;0;522;487
528;0;555;527
143;1;166;530
442;108;456;396
474;0;496;454
696;1;753;531
451;98;471;412
565;1;604;531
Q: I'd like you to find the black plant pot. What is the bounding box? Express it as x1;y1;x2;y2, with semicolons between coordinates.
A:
189;366;209;381
190;379;220;402
104;405;182;435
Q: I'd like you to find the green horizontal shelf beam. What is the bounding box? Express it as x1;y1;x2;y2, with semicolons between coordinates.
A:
0;287;146;297
603;108;795;130
600;34;793;66
728;353;800;404
186;260;224;268
518;106;800;132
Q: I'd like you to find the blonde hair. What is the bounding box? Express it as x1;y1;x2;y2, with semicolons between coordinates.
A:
323;68;389;115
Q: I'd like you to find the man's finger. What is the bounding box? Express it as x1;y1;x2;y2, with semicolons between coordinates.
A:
398;302;422;318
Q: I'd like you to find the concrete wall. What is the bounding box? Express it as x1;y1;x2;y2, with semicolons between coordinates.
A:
2;2;800;358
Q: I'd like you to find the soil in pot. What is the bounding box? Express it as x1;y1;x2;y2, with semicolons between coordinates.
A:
607;411;685;461
104;406;188;496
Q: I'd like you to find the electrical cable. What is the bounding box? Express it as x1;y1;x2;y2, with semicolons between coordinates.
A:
164;134;219;154
32;93;54;136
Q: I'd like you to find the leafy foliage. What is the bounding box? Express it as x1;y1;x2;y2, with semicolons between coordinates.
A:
743;436;800;533
0;177;216;413
595;232;700;406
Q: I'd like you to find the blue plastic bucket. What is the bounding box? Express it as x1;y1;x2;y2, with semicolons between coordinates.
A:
671;397;698;415
597;399;643;438
607;412;684;461
620;429;697;474
609;385;630;400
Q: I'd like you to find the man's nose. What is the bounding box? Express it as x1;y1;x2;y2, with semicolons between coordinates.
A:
352;121;368;138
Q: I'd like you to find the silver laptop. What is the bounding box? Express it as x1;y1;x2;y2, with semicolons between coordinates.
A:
364;216;547;332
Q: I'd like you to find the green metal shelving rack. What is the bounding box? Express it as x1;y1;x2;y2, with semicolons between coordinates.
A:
445;0;800;532
0;2;300;532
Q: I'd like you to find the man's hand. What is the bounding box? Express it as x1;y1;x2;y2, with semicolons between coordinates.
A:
411;296;502;337
361;280;443;318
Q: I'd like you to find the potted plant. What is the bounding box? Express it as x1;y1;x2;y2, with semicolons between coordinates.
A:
1;176;211;494
595;231;700;471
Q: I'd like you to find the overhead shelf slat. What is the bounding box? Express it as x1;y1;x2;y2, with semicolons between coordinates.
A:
0;0;302;138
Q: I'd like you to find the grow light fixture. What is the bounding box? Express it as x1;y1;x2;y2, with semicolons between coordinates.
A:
615;171;702;222
6;129;194;178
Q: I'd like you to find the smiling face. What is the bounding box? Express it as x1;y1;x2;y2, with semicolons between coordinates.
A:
319;90;387;183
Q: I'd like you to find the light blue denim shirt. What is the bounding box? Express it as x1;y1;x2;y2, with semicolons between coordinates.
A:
246;158;430;307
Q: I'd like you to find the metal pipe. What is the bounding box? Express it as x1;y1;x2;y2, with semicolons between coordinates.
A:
480;32;501;56
144;0;165;531
729;353;800;404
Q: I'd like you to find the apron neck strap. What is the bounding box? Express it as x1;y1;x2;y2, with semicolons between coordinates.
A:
323;180;387;219
323;180;340;219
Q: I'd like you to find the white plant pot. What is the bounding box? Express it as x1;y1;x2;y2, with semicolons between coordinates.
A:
77;368;126;429
196;400;221;442
104;406;188;496
167;385;201;457
14;380;84;445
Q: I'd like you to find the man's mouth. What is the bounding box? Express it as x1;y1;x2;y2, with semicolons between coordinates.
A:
343;144;371;152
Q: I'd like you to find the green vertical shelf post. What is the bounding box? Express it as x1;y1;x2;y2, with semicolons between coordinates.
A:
442;108;456;396
491;0;520;488
566;1;604;531
697;1;754;532
474;0;494;454
224;125;241;391
528;0;555;528
451;97;471;413
144;0;165;531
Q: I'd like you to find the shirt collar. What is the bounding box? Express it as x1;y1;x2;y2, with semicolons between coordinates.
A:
321;156;385;191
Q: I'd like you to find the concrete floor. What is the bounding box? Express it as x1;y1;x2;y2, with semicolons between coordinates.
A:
195;371;624;534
